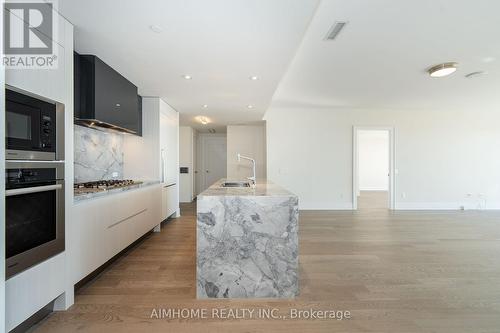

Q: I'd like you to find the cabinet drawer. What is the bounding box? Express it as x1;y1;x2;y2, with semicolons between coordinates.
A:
72;185;162;284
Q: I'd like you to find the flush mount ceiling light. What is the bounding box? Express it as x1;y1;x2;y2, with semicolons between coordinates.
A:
197;116;209;125
427;62;458;78
247;105;254;109
202;104;208;108
249;76;259;81
182;75;192;80
149;25;163;33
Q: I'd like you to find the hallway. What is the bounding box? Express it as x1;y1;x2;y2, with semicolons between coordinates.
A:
357;191;389;210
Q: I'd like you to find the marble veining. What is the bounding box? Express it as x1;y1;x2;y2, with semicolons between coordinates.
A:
197;179;299;298
74;125;124;183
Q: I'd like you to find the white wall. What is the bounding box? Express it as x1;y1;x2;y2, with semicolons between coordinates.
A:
227;125;267;180
265;106;500;210
179;126;195;202
358;130;389;191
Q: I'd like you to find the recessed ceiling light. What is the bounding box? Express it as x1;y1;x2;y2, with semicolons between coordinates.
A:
247;105;254;109
427;62;458;78
182;75;192;80
249;76;259;80
149;25;163;33
202;104;208;108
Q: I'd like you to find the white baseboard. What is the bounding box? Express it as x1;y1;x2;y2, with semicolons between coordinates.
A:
297;202;500;211
395;202;460;210
395;202;500;210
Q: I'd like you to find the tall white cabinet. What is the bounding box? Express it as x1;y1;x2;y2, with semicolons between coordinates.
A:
5;10;75;332
124;97;180;220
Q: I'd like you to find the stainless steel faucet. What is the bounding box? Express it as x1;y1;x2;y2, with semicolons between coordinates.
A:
237;153;256;188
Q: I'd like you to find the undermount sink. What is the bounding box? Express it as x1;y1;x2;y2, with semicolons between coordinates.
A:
221;181;250;188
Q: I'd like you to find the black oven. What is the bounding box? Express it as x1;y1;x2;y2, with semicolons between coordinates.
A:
6;89;64;161
6;161;65;279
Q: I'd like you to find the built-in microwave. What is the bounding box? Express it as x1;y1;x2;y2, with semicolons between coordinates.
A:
5;161;65;279
5;89;64;161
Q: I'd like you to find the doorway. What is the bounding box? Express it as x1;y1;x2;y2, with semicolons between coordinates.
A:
353;127;395;210
196;134;227;194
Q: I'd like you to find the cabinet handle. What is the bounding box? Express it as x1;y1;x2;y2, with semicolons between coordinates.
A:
6;184;62;196
107;208;147;229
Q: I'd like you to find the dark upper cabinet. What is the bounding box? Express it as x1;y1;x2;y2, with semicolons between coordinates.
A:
137;95;142;136
74;52;142;135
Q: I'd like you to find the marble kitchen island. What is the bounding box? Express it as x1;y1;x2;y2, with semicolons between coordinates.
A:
197;179;299;298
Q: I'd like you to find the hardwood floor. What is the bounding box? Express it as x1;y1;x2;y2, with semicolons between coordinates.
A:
358;191;388;210
32;202;500;333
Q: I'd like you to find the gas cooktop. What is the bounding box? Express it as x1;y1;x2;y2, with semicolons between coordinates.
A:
74;179;143;194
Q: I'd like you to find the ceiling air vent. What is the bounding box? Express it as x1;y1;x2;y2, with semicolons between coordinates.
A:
325;21;347;41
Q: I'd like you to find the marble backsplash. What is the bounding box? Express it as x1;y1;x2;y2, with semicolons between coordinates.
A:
74;125;124;183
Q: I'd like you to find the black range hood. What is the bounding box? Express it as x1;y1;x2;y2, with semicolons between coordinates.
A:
74;52;142;135
73;118;137;134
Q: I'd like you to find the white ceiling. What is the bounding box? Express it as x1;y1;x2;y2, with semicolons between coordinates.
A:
59;0;319;132
270;0;500;111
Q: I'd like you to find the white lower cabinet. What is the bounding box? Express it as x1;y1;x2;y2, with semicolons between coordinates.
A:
6;253;65;331
166;184;178;217
161;185;168;220
161;183;179;220
72;185;161;284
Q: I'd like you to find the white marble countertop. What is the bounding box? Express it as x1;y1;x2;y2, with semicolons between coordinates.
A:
74;180;161;203
198;179;295;197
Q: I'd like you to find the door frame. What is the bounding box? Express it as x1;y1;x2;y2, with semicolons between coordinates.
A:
352;126;395;210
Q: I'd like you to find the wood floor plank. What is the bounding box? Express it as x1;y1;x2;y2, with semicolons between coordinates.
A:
30;200;500;333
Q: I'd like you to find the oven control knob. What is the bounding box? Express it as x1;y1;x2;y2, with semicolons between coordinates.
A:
43;128;51;134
